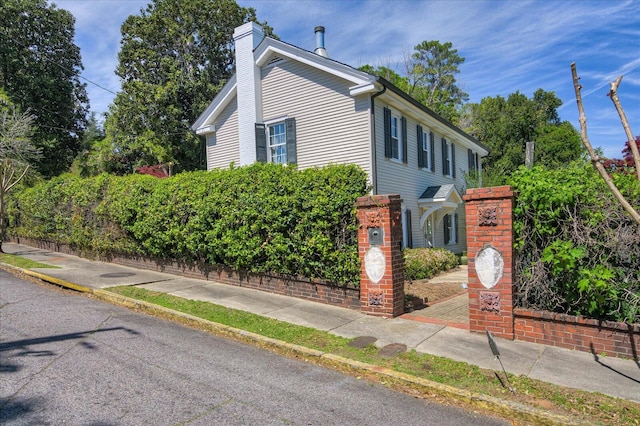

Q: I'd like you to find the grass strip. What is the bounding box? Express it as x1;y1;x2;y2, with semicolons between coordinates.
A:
0;253;60;269
109;285;639;426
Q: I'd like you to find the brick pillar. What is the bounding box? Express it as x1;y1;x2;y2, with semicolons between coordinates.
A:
356;194;404;317
463;186;515;339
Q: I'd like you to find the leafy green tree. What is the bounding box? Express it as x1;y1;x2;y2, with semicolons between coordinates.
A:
463;89;582;184
70;112;105;177
99;0;275;174
361;40;467;123
0;92;41;252
0;0;88;177
358;64;409;93
407;41;468;123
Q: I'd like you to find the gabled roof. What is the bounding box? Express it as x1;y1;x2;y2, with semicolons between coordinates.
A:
418;184;462;204
254;37;375;87
192;36;377;132
418;184;463;230
192;32;489;156
193;74;236;134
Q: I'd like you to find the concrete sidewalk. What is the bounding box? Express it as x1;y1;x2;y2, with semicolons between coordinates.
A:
3;242;639;404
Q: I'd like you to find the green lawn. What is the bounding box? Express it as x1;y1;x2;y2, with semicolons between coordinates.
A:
0;253;59;269
109;285;640;425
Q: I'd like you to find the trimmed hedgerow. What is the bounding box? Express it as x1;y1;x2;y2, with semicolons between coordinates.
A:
7;163;369;286
403;247;459;281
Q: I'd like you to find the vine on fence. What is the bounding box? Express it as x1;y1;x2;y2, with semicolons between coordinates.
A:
511;163;640;323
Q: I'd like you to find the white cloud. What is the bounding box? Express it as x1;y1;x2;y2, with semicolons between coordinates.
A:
46;0;637;157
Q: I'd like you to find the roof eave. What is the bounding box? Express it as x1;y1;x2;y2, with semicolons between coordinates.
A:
191;75;237;132
255;37;374;87
375;76;490;155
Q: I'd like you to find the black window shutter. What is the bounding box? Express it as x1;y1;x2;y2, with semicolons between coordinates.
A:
401;116;408;163
475;153;479;172
468;149;474;171
285;118;297;164
451;142;456;178
405;209;413;248
443;214;450;244
430;132;435;172
416;125;424;168
255;123;267;163
383;107;391;158
441;137;447;175
453;213;458;243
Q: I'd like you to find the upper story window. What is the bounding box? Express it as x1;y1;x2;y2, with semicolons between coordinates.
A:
417;125;434;171
468;149;479;173
383;107;407;163
268;122;287;164
441;137;456;178
390;115;399;159
255;118;297;165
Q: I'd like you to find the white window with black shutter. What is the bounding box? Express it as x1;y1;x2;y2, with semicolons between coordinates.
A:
468;148;479;173
403;208;413;249
441;138;455;178
443;212;458;245
255;118;297;165
417;125;435;171
383;107;407;163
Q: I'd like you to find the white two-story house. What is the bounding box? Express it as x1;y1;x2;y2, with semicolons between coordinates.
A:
192;22;488;253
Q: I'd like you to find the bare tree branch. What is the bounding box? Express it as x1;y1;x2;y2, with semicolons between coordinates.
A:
608;75;640;181
571;63;640;225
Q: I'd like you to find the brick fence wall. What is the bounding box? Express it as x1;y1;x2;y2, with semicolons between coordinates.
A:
515;308;640;359
13;237;361;310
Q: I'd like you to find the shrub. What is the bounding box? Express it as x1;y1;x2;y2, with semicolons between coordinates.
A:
403;248;459;281
7;163;369;286
510;162;640;323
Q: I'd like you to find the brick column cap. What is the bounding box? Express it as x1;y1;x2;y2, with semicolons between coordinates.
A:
463;186;515;202
356;194;402;208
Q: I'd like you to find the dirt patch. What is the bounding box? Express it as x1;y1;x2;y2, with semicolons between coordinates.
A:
405;280;466;311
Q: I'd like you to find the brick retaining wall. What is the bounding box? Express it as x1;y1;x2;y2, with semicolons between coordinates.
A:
515;308;639;360
12;237;361;310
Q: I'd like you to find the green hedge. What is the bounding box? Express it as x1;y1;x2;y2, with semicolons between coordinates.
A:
8;163;369;286
403;248;459;281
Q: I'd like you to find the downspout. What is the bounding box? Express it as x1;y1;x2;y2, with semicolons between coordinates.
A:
369;81;386;195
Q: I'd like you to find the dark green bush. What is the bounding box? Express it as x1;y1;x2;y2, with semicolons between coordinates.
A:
8;163;369;286
403;248;459;281
510;162;640;323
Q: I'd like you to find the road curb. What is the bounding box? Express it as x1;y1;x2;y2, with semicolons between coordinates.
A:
2;264;583;426
91;290;579;426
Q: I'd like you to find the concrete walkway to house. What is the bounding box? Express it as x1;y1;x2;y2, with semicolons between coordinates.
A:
2;242;639;404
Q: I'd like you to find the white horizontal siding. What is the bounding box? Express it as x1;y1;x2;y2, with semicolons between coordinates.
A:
207;98;240;170
374;102;474;253
261;60;371;178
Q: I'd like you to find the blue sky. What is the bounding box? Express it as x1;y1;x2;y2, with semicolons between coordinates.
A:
53;0;639;159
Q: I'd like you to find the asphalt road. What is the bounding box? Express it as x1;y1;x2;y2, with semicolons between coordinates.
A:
0;269;507;425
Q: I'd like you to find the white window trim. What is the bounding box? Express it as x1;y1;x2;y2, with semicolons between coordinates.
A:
446;213;457;245
267;121;287;164
445;140;453;178
424;214;434;247
390;112;403;162
421;129;431;171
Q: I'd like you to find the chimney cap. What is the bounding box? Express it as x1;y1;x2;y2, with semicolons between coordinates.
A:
314;26;325;33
